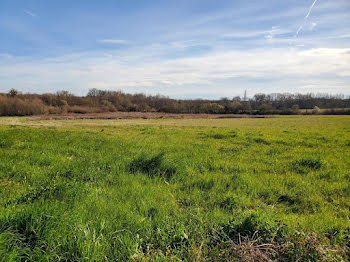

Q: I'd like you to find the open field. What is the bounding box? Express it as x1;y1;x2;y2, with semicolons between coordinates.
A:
27;112;272;120
0;116;350;261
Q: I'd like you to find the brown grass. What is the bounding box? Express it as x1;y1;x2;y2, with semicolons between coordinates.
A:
213;232;345;262
27;112;272;120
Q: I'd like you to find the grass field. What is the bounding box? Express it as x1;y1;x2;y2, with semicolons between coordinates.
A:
0;116;350;261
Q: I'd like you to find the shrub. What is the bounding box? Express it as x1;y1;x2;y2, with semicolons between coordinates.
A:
8;88;18;97
67;106;94;114
0;96;48;116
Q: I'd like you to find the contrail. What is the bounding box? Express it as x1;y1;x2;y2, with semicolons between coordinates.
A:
296;25;303;36
305;0;319;19
294;0;319;37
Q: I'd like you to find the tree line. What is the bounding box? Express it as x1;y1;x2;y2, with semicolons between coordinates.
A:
0;88;349;116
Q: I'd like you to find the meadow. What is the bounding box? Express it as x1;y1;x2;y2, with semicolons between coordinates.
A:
0;116;349;261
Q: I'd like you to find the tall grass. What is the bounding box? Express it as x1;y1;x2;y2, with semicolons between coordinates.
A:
0;116;349;260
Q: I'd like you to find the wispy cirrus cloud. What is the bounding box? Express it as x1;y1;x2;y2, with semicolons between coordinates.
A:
98;39;129;44
24;9;37;17
0;53;13;59
222;28;287;39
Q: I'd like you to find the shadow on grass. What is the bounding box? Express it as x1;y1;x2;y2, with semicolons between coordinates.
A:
292;157;323;174
129;152;176;180
201;131;238;140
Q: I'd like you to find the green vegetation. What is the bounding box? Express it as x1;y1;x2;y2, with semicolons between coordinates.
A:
0;116;350;261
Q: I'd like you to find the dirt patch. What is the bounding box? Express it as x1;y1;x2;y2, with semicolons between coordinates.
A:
27;112;272;120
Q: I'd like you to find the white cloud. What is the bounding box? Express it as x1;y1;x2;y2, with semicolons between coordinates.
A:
1;1;349;97
331;33;350;39
0;47;349;96
24;9;37;17
310;22;317;30
0;53;13;59
223;31;269;39
98;39;129;44
221;28;290;40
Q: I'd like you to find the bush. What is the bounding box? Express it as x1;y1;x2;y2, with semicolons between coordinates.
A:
8;88;18;97
67;106;95;114
0;96;48;116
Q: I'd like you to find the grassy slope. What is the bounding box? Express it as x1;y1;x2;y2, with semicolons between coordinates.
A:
0;116;349;261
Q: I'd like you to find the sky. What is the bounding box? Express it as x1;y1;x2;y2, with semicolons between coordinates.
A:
0;0;349;99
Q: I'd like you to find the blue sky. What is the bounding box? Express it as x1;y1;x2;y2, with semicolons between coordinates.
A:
0;0;349;98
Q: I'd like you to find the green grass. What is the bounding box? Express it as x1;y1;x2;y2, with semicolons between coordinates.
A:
0;116;350;261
